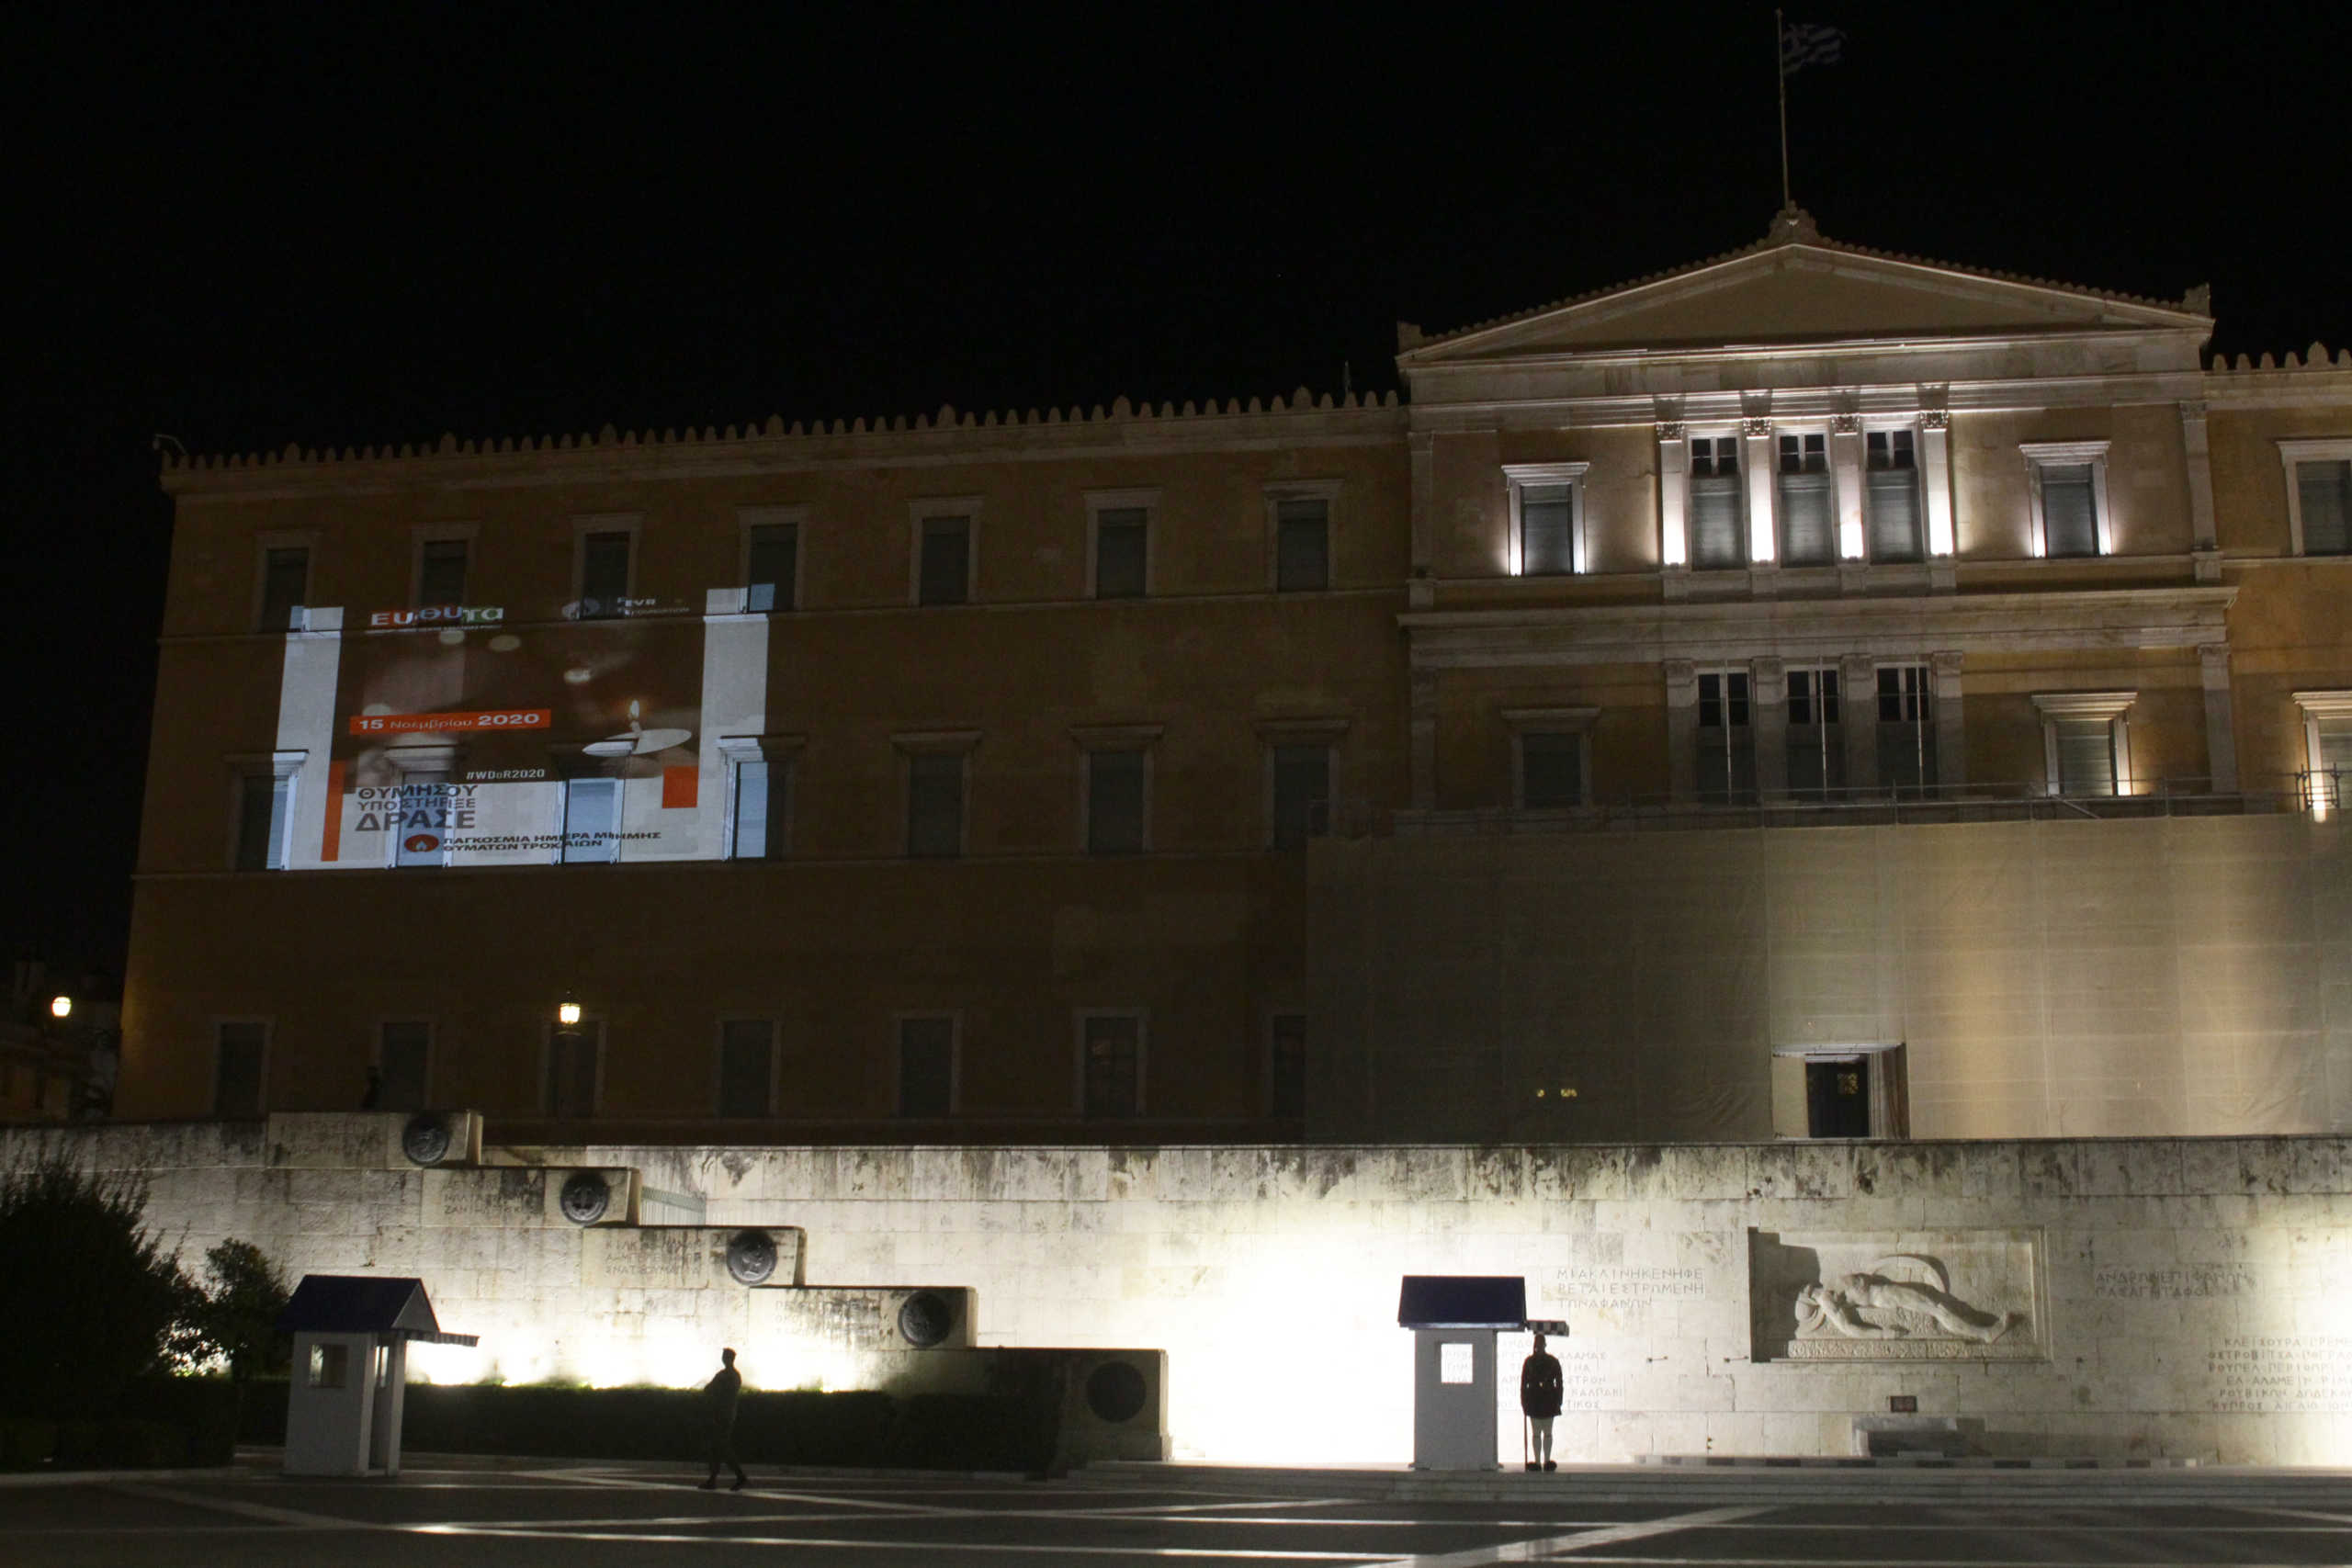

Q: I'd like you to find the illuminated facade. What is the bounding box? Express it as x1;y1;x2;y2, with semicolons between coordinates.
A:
122;211;2352;1141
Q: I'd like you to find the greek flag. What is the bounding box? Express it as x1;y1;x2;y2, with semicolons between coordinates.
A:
1781;21;1845;73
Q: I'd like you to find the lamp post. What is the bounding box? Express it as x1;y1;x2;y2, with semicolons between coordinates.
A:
50;995;71;1020
552;997;585;1118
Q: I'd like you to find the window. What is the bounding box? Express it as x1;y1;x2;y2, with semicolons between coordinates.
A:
215;1021;266;1116
307;1343;350;1390
907;750;966;858
576;528;633;618
2293;692;2352;814
1090;495;1151;599
897;1016;956;1117
717;1019;775;1117
258;546;310;630
1080;1013;1143;1119
1865;430;1923;562
916;513;972;605
1786;666;1844;798
2279;440;2352;557
393;769;453;868
1505;464;1589;576
1696;671;1755;804
1876;666;1937;794
378;1021;430;1111
544;1019;603;1117
2033;692;2135;797
1503;706;1599;811
1273;497;1329;592
743;519;799;613
729;754;787;860
233;771;293;871
1270;743;1331;849
416;536;469;607
1777;434;1834;566
1688;437;1744;570
1270;1013;1306;1120
560;776;620;863
2022;442;2113;558
1085;748;1148;854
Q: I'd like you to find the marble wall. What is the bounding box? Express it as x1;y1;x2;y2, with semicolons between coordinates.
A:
6;1116;2348;1464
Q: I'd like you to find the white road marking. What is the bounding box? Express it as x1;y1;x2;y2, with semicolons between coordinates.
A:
1364;1506;1766;1568
416;1524;1381;1557
105;1483;370;1530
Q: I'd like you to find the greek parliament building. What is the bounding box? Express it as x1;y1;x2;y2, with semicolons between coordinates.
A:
39;211;2352;1468
123;209;2352;1145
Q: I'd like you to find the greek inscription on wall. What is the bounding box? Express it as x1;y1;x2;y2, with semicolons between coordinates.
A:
1540;1265;1707;1303
1555;1347;1626;1411
2093;1265;2255;1299
2209;1337;2352;1413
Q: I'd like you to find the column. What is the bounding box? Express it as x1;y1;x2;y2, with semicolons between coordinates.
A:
1410;666;1438;810
1408;431;1436;604
2180;400;2222;583
2200;642;2240;794
1930;650;1967;793
1751;657;1789;800
1657;421;1690;597
1920;408;1956;567
1840;652;1878;793
1743;417;1778;568
1664;660;1700;805
1829;413;1867;563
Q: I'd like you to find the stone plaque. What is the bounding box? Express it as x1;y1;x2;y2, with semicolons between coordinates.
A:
2209;1336;2352;1412
1749;1229;2047;1363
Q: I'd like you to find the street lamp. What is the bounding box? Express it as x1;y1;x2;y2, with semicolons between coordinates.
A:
49;995;71;1020
556;998;582;1030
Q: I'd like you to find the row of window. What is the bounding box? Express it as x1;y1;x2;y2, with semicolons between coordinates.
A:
249;445;2352;631
252;488;1340;631
211;1013;1310;1122
234;735;1340;869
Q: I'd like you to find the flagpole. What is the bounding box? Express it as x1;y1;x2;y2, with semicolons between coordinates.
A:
1775;7;1792;209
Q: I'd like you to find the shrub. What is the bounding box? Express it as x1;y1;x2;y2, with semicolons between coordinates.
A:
183;1240;291;1384
0;1161;194;1421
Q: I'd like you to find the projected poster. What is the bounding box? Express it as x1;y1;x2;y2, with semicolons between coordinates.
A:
281;597;764;868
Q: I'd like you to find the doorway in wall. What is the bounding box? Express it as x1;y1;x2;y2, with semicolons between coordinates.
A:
1770;1043;1910;1139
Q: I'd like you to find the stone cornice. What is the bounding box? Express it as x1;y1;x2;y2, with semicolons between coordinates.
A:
1408;371;2211;434
161;392;1406;498
1400;586;2236;669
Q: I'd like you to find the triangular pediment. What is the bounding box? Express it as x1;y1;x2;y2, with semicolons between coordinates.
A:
1404;229;2207;365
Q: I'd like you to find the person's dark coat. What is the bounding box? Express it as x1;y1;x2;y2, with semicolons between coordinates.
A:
1520;1350;1563;1419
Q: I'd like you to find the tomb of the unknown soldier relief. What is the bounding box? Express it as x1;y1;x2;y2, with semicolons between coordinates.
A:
8;210;2351;1466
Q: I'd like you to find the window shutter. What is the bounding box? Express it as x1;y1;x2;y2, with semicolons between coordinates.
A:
1275;499;1329;591
898;1020;954;1116
1521;487;1575;574
2041;465;2099;557
1087;750;1147;853
1689;473;1743;569
918;519;970;604
1778;472;1834;565
1867;469;1923;561
907;752;964;858
379;1022;430;1111
2055;718;2117;795
2299;459;2352;555
216;1023;266;1117
1521;732;1583;808
1094;507;1148;597
732;759;771;860
745;524;797;611
561;778;619;863
718;1020;773;1117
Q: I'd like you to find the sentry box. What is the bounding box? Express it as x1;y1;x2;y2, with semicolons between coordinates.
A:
275;1275;478;1477
1397;1275;1527;1471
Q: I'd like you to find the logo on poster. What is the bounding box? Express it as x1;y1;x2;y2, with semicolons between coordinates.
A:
403;833;441;854
368;605;504;628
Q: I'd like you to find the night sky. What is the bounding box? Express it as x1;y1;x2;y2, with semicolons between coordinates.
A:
9;4;2348;985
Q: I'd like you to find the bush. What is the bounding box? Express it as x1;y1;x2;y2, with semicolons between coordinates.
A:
117;1377;241;1466
0;1161;193;1421
52;1419;188;1469
887;1393;1053;1473
182;1240;291;1384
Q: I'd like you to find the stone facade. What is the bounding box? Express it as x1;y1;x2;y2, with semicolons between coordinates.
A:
108;212;2352;1144
9;1115;2348;1464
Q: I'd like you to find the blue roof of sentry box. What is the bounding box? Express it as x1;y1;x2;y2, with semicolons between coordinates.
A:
1396;1275;1527;1329
276;1275;479;1346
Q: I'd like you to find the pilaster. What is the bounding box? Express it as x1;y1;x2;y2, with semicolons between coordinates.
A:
1920;408;1957;590
1664;660;1700;805
1743;416;1777;566
1656;418;1690;570
2180;400;2223;583
1410;667;1438;810
1840;652;1878;793
1930;650;1967;791
1408;431;1435;579
1829;412;1866;562
1751;657;1789;800
2200;642;2239;794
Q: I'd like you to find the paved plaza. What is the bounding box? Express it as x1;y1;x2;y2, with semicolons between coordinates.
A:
5;1455;2352;1566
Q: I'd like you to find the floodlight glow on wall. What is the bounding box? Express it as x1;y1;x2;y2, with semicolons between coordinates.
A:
49;996;71;1019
